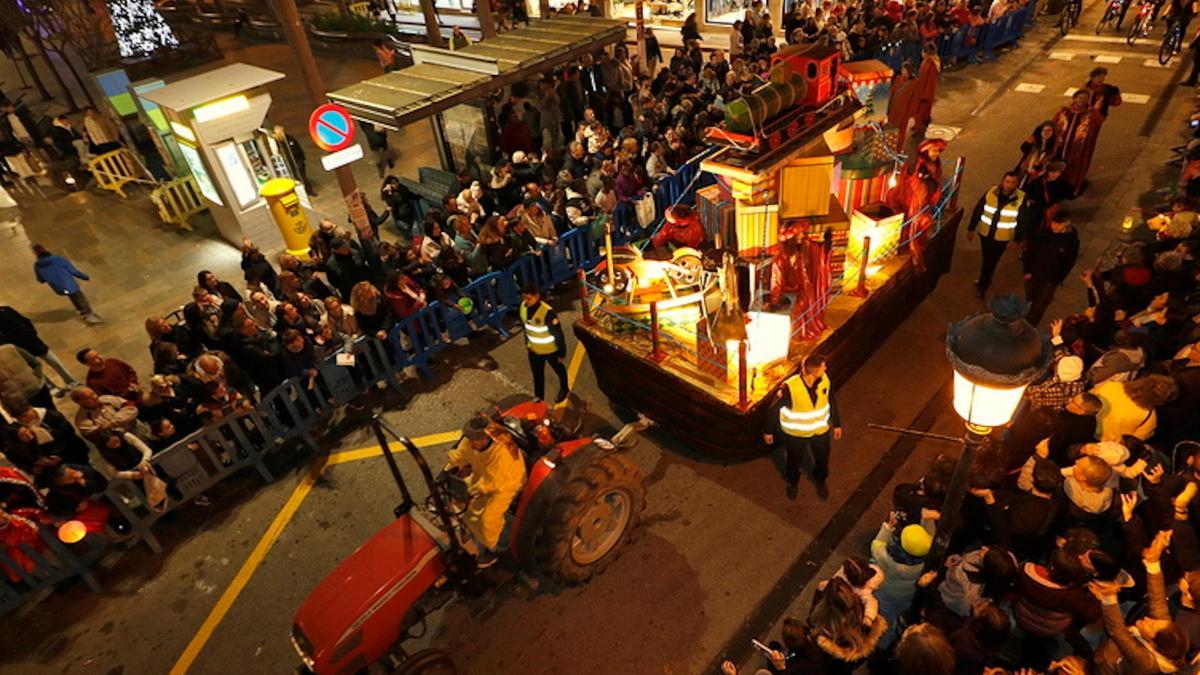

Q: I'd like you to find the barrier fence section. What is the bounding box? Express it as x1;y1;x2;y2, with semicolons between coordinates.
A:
859;0;1038;72
150;176;208;231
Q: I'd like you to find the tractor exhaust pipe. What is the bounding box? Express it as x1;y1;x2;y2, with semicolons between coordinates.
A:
611;414;654;449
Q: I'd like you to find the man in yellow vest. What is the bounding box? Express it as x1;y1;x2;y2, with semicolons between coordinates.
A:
520;285;569;403
967;171;1029;299
764;355;842;500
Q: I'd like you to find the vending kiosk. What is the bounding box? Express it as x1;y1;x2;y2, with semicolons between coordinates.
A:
138;63;316;250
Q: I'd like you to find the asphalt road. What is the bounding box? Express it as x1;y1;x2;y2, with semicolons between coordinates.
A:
0;3;1193;673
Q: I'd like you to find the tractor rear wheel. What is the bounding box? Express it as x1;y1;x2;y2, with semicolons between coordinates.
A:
536;453;645;585
394;649;456;675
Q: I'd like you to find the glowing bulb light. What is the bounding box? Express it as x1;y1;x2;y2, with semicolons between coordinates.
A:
58;520;87;544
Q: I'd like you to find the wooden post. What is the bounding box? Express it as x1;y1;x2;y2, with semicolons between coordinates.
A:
737;340;749;410
649;302;665;362
850;235;871;298
949;156;966;211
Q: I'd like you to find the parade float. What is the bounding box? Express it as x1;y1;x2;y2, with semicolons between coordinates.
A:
574;46;966;461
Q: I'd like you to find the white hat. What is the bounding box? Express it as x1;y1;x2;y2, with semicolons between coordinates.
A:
512;150;528;164
1056;355;1084;383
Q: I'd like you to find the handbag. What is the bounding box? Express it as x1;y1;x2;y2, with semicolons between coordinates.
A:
635;193;656;228
142;472;169;512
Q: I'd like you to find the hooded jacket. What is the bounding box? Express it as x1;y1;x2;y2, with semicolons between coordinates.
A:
1093;380;1158;442
33;253;89;295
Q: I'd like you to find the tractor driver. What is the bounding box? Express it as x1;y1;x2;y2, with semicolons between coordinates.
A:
445;415;528;567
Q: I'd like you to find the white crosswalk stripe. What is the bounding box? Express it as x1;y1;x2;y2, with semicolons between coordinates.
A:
1015;82;1047;93
1094;54;1123;63
1050;51;1076;60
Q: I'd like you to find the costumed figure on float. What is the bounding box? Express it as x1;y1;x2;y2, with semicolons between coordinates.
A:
889;138;945;272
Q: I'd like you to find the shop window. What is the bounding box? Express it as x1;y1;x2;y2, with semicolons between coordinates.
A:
706;0;743;24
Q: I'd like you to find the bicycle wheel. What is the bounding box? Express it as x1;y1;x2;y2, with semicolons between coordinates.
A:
1061;4;1074;34
1070;3;1081;27
1096;6;1116;33
1127;15;1144;44
1160;27;1181;64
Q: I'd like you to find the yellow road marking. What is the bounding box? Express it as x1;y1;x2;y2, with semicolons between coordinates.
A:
327;430;462;465
171;430;461;673
169;455;328;675
567;342;587;389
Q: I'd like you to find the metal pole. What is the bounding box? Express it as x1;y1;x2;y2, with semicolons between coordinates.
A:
635;0;647;74
649;301;665;362
866;423;963;444
737;340;749;410
477;0;498;38
274;0;370;235
604;219;615;290
577;269;592;325
850;235;871;298
949;156;966;211
926;424;988;566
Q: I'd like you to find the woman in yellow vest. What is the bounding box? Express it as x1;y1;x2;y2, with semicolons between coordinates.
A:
519;285;570;403
764;355;843;501
967;171;1028;299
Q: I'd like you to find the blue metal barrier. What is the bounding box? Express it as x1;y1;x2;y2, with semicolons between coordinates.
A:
463;271;512;337
390;305;447;380
1;527;105;616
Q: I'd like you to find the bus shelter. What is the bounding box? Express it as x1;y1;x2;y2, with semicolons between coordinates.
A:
326;16;625;174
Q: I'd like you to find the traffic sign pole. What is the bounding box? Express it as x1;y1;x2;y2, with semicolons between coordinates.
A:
274;0;371;239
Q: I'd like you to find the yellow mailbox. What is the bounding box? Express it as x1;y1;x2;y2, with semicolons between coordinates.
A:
260;177;311;258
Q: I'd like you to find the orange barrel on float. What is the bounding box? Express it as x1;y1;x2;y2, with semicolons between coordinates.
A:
260;177;312;258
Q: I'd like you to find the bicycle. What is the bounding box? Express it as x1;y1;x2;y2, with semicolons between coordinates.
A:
1061;0;1082;34
1160;17;1185;63
1127;0;1159;44
1096;0;1128;31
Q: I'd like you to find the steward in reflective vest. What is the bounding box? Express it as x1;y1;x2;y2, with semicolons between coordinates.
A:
764;355;842;501
519;285;570;403
968;172;1029;298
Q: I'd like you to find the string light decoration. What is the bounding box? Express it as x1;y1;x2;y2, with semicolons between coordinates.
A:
108;0;180;58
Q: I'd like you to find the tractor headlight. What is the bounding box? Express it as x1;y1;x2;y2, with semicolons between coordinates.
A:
291;625;316;669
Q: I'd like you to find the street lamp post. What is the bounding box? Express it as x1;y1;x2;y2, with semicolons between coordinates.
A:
930;294;1051;560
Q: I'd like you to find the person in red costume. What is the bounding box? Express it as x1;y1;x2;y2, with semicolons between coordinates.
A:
651;205;706;252
889;138;945;272
0;467;48;582
769;236;813;310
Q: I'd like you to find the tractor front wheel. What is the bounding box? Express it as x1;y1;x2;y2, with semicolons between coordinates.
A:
393;649;457;675
536;453;645;585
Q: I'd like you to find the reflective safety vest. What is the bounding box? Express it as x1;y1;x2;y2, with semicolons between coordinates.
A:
520;301;558;355
975;187;1025;241
779;373;832;438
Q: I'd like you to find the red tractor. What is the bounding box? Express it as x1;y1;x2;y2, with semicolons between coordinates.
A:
291;396;648;674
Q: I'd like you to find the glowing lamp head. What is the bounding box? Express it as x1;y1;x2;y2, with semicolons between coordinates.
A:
946;295;1051;431
58;520;87;544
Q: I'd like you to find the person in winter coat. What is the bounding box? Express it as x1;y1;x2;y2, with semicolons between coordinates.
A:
806;576;889;673
1090;531;1191;674
816;556;885;627
935;545;1018;618
30;244;102;324
871;510;938;638
1023;208;1080;325
1092;375;1179;442
1014;548;1101;665
0;343;55;412
1088;330;1149;387
0;305;79;394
